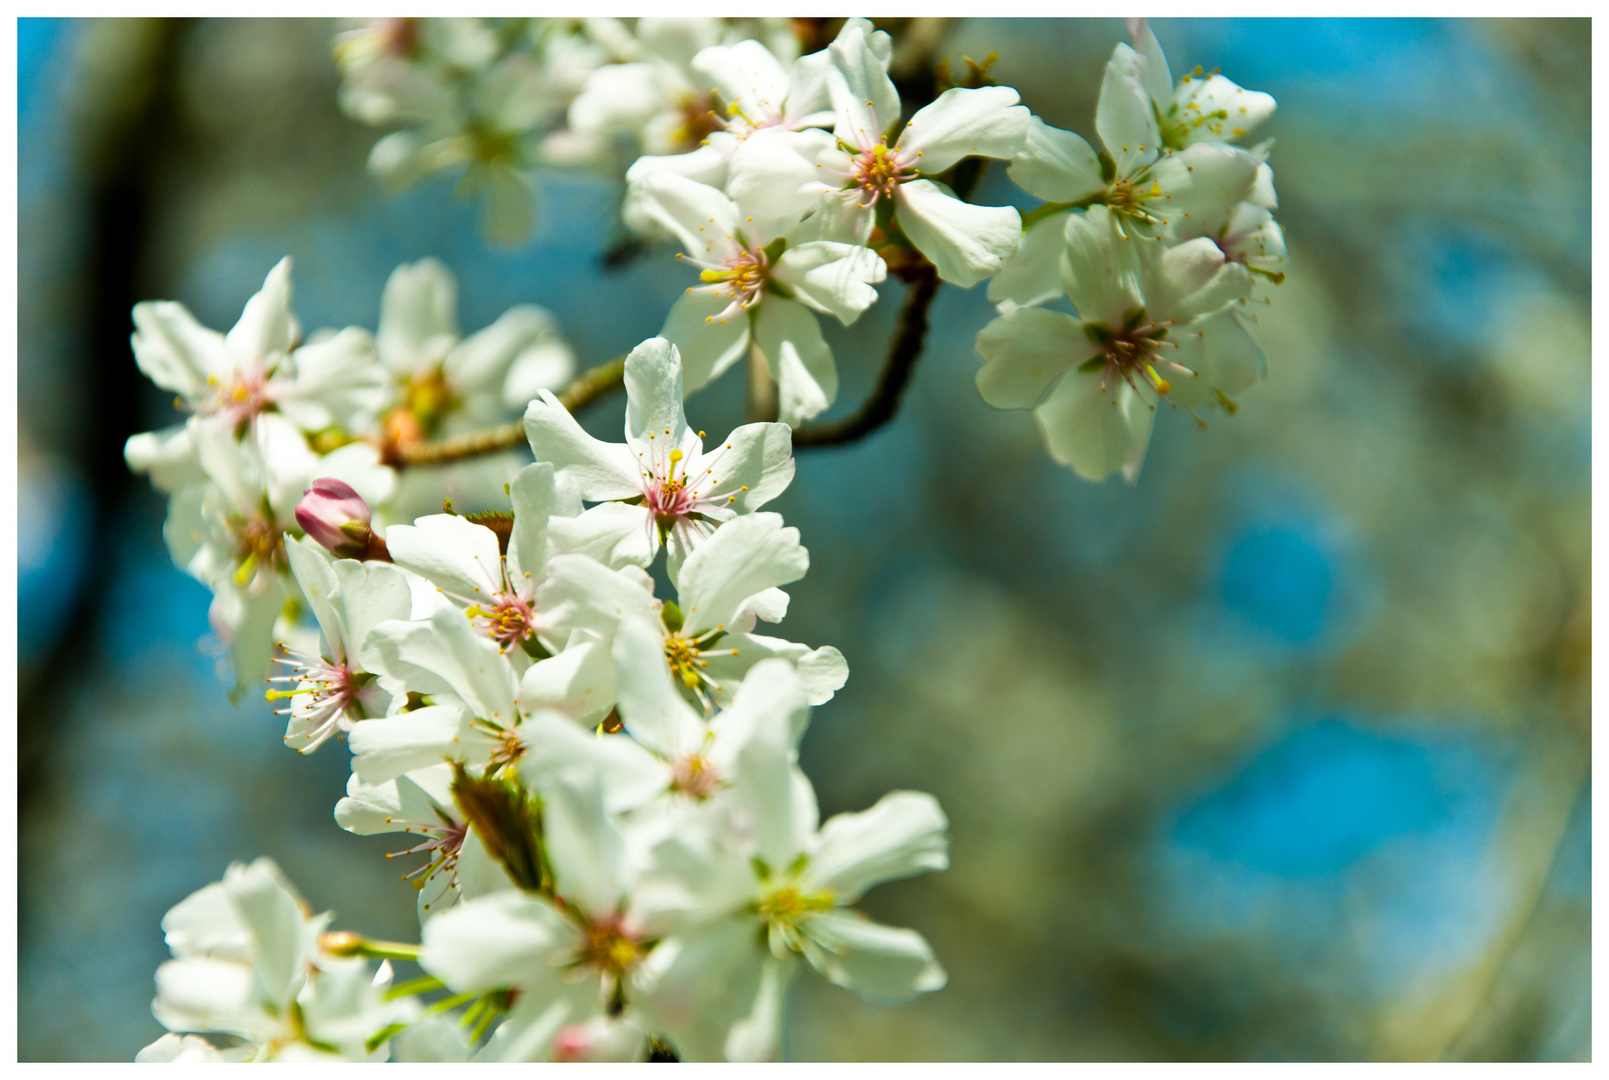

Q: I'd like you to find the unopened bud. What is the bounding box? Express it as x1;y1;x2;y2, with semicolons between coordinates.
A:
296;478;380;560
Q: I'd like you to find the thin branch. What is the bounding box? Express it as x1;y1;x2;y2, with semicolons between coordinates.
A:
792;156;988;450
390;355;626;467
792;267;941;449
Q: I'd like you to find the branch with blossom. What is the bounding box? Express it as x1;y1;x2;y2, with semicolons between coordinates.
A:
123;16;1287;1061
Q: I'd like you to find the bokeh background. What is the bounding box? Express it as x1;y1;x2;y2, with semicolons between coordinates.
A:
17;17;1590;1062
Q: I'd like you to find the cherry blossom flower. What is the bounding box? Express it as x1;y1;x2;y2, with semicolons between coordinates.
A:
141;858;410;1061
724;22;1030;287
524;337;794;574
974;204;1254;482
130;257;389;435
638;172;886;422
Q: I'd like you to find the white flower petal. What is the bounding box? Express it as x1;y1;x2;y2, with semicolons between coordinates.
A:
975;307;1097;409
800;910;946;1003
826;23;900;147
445;305;559;403
1143;235;1254;324
516;708;667;813
383;514;502;605
726;127;840;224
547;502;656;571
693;40;789;120
623;336;690;448
536;553;659;640
377;259;459;376
987;212;1075;311
677;513;808;637
226;258;299;368
1169;310;1265;405
1096;44;1163;176
541;766;632;916
279;327;389;432
723;953;797;1063
348;705;469;784
611;617;704;758
637;921;771;1063
659;290;753;394
894;180;1022;289
638;173;743;264
751;295;837;425
1007;117;1106;204
223;857;311;1011
1034;367;1155;484
329;557;414;663
516;638;618;723
1168;71;1275;147
1060;205;1143;326
1131;21;1174;111
770;241;885;326
284;536;344;658
902;85;1029;174
808;791;949;902
503;339;576;411
699;634;846;708
523;389;644;501
124;424;204;494
420;891;573;993
130;301;230;399
365;608;517;726
687;420;794;513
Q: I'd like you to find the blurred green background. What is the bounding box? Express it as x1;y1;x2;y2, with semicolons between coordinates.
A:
16;17;1590;1062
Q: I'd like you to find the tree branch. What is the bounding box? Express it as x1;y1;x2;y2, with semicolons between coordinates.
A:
792;266;941;449
792;155;987;450
390;355;626;467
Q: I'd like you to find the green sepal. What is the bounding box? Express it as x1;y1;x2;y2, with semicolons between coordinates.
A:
451;763;548;893
661;600;685;634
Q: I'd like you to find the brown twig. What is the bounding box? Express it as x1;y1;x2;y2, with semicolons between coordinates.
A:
792;267;941;448
390;355;626;467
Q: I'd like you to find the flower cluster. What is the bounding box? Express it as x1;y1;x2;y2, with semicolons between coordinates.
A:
126;16;1290;1064
135;338;943;1062
125;257;574;690
979;18;1284;481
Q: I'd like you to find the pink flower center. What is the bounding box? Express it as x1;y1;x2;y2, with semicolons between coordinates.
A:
267;648;364;750
851;141;918;206
465;590;538;651
206;369;274;425
670;752;721;799
384;814;469;910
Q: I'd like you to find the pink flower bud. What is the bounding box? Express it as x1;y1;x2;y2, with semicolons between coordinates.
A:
295;478;374;559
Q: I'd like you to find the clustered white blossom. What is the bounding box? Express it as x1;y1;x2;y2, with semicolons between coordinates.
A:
127;16;1285;1062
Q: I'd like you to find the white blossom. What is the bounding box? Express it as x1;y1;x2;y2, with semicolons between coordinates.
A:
639;172;886;422
142;858;410;1061
274;536;411;753
128;257;389;436
975;204;1254;482
725;22;1030;287
631;664;947;1061
524;337;794;574
334;763;513;919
